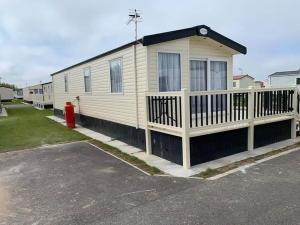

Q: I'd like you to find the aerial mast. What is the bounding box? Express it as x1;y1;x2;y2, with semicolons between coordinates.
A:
127;9;142;129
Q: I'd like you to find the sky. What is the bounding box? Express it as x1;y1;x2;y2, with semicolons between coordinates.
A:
0;0;299;88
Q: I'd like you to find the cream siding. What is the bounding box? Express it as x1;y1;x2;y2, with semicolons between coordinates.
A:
239;76;254;88
53;43;148;128
233;76;254;89
53;36;238;130
30;84;42;105
0;87;14;100
42;83;53;105
189;37;234;90
147;36;234;92
270;75;300;88
23;87;33;102
147;38;190;91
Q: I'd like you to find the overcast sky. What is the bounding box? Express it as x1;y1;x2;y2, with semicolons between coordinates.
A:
0;0;299;87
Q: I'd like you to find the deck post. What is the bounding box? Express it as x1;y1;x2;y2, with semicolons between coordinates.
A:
291;87;297;141
247;86;254;152
144;93;152;155
181;88;191;169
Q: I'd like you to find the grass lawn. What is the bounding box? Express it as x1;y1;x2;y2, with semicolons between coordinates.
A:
0;106;162;175
0;107;88;152
2;99;23;105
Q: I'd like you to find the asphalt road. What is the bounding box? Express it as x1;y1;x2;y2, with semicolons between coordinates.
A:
0;142;299;225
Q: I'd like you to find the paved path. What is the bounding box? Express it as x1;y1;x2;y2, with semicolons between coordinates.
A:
4;104;31;109
0;142;299;225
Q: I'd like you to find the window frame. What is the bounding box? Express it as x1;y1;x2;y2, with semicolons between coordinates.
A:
189;56;229;91
109;57;123;94
157;51;182;92
83;66;92;93
64;74;68;93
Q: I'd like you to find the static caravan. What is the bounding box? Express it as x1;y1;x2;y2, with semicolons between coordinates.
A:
52;25;298;169
23;87;34;103
14;89;23;99
0;87;14;101
41;82;54;108
233;75;254;89
269;68;300;88
254;81;265;88
30;82;53;109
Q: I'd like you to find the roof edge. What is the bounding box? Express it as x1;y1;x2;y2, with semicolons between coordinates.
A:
142;25;247;54
51;25;247;76
51;40;140;76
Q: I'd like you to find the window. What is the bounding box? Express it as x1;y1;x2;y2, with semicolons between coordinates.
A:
233;81;236;87
210;61;227;90
83;67;92;92
190;60;208;113
39;89;43;94
210;61;227;111
34;89;38;94
296;78;300;85
190;60;207;91
158;52;181;92
64;75;68;92
110;58;123;93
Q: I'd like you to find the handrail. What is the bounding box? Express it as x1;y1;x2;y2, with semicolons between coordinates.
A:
146;87;297;97
189;89;251;96
146;92;181;97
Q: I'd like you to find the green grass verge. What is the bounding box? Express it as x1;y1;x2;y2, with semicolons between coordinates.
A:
89;139;162;175
196;141;300;179
0;107;88;152
0;106;162;175
2;99;23;105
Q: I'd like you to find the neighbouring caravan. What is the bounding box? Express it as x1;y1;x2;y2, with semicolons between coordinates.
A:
52;25;298;168
14;89;23;99
0;87;14;101
232;74;254;88
23;86;34;103
269;68;300;88
23;82;53;108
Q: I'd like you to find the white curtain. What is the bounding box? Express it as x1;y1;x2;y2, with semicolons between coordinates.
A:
210;61;227;90
110;59;122;93
84;67;91;92
190;60;207;114
158;53;181;92
190;60;207;91
211;61;227;111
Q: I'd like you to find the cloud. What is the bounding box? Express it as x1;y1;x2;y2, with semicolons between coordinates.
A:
0;0;299;87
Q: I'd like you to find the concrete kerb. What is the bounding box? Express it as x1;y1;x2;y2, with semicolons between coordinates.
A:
207;147;300;180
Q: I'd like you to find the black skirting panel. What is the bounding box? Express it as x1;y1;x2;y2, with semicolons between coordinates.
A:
54;108;64;118
151;131;183;165
53;108;146;150
254;119;291;148
44;104;53;109
190;128;248;166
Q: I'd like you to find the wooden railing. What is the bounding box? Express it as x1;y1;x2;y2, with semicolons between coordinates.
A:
253;89;294;118
189;90;250;128
147;92;182;128
146;87;298;133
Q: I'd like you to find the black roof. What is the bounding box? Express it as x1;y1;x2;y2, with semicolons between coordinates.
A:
51;25;247;76
41;81;52;86
269;68;300;77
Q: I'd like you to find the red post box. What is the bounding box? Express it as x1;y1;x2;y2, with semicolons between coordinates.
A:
64;102;75;128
